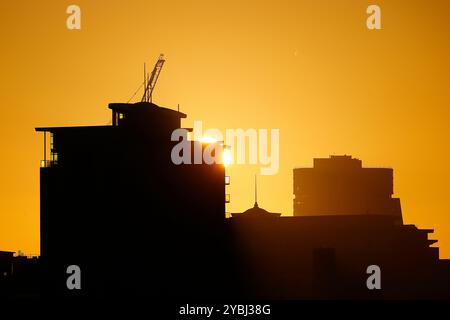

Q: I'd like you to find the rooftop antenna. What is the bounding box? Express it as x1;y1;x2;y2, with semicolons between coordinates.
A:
254;174;258;207
143;63;146;101
141;54;165;103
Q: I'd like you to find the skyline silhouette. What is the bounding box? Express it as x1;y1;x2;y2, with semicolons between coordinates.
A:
2;1;450;307
2;98;450;300
2;1;450;259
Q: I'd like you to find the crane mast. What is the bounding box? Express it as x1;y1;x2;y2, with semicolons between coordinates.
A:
141;54;165;103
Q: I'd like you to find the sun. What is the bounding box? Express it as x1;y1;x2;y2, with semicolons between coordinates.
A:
223;148;231;167
199;136;217;143
199;136;231;167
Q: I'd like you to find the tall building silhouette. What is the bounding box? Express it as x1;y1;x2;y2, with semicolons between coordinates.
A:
35;102;227;298
294;155;402;223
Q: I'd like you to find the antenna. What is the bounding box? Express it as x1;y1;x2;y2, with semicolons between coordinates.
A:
141;54;165;103
254;174;258;207
143;63;146;102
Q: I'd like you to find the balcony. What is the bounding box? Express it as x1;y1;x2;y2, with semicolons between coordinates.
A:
40;160;57;168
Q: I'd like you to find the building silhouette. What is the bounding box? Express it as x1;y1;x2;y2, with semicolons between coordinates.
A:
0;251;40;299
0;251;14;280
35;102;229;299
0;98;446;301
228;156;450;299
293;155;402;223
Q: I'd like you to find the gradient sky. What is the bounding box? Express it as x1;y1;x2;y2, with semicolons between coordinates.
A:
1;0;450;257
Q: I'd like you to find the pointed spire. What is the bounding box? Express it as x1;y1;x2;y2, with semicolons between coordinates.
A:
254;174;258;207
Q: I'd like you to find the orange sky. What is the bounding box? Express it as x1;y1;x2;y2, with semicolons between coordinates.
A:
1;0;450;257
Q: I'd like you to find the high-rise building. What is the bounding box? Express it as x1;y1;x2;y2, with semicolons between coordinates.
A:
293;155;402;223
36;102;226;297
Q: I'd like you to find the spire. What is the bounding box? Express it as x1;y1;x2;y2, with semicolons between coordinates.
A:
230;175;281;218
254;174;258;207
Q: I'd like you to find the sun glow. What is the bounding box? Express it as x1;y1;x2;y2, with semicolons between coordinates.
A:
199;136;217;143
199;136;231;167
223;148;231;167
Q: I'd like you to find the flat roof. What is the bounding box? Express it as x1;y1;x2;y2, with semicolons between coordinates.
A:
35;125;112;132
109;102;187;118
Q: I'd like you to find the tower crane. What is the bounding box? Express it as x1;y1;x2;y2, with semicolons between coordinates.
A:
141;54;165;103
